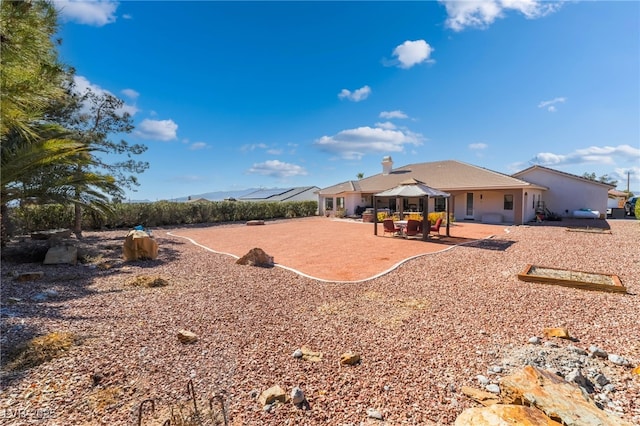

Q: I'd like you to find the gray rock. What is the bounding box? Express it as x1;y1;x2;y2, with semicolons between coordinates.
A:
366;408;383;420
544;341;559;348
567;345;588;356
566;369;594;394
607;354;628;366
485;384;500;394
476;375;490;385
594;373;610;387
603;383;616;393
292;349;303;359
528;336;541;345
589;345;608;358
490;365;503;373
290;387;305;405
263;403;274;412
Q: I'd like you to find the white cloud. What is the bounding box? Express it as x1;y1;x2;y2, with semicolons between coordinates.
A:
392;40;434;69
189;142;208;150
530;144;640;166
538;97;566;112
121;88;139;100
247;160;308;178
338;85;372;102
613;166;640;190
375;121;397;130
379;110;408;119
240;143;268;152
122;13;132;20
440;0;561;32
267;148;283;155
315;126;424;160
73;75;138;116
469;143;488;150
55;0;119;27
135;119;178;141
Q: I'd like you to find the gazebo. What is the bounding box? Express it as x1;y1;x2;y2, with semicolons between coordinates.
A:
373;179;451;240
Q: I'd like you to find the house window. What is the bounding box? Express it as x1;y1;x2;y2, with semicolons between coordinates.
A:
325;198;334;210
434;198;446;212
336;197;345;210
504;194;514;210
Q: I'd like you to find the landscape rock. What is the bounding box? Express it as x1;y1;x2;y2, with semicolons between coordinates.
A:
454;404;563;426
235;247;274;267
476;375;490;385
565;369;594;394
528;336;541;345
290;386;305;405
246;220;265;226
16;271;44;282
460;386;500;406
543;327;571;339
44;245;78;265
123;230;158;261
366;408;383;420
177;329;198;344
258;385;288;406
589;345;608;358
485;384;500;394
567;344;588;356
340;351;361;366
500;365;633;425
608;354;629;366
292;348;303;359
300;346;323;362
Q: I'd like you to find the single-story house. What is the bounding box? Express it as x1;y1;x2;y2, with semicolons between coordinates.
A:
318;157;613;225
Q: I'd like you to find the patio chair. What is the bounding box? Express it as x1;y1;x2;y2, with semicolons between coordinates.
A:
429;218;443;235
383;218;400;236
405;219;420;237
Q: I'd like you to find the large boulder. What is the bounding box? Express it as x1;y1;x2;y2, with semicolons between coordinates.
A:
44;245;77;265
500;365;632;426
236;248;273;267
455;404;562;426
123;230;158;261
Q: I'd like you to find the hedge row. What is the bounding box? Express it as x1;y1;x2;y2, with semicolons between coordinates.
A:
9;200;318;234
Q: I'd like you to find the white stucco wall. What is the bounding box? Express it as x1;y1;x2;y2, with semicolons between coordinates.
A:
451;191;523;224
517;169;609;217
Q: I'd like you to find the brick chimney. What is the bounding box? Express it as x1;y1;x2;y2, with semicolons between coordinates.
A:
382;156;393;175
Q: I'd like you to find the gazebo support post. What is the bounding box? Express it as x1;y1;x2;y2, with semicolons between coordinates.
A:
422;195;429;241
446;197;451;237
373;196;378;236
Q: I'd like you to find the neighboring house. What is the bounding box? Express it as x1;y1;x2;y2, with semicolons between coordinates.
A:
318;157;613;225
512;165;614;219
237;186;320;202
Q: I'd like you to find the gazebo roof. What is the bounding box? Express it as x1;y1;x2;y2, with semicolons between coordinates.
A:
374;180;450;198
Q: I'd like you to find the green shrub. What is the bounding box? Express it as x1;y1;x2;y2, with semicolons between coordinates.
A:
8;200;319;234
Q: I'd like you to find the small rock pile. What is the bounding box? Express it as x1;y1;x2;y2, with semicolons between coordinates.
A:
456;327;639;425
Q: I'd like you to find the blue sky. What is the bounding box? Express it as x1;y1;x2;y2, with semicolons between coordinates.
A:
54;0;640;200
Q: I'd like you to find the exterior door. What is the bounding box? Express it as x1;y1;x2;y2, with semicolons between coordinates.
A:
465;192;474;219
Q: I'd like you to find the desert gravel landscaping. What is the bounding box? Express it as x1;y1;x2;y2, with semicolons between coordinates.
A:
1;218;639;425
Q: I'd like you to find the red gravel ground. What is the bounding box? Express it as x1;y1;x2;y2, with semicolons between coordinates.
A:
166;217;506;282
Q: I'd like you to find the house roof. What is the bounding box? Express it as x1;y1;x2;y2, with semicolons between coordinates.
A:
512;165;616;189
318;160;544;195
238;186;320;202
608;189;628;198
